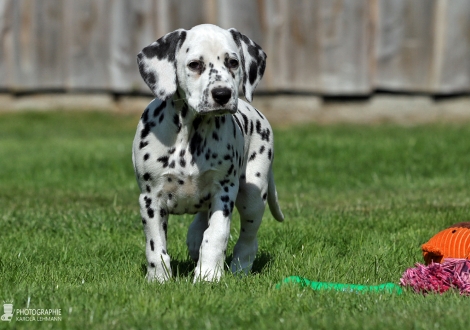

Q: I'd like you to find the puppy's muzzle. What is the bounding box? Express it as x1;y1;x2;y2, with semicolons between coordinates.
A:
212;87;232;106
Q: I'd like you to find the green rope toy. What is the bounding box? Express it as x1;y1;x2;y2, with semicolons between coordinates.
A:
277;276;403;294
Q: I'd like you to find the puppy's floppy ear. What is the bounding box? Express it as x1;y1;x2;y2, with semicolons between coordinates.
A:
228;28;266;103
137;29;187;100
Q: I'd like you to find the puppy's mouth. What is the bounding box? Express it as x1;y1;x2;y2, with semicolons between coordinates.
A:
197;101;238;115
198;107;237;116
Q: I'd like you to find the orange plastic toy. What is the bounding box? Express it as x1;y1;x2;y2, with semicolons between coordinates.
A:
422;222;470;264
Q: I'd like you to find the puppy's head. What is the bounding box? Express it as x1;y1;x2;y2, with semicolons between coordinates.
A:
137;24;266;115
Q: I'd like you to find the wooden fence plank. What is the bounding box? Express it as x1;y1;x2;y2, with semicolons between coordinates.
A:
261;0;322;92
317;0;373;94
4;0;68;90
260;0;373;94
0;0;14;88
8;0;37;90
167;0;208;31
375;0;437;92
216;0;264;44
109;0;157;92
64;0;111;90
434;0;470;93
34;0;66;88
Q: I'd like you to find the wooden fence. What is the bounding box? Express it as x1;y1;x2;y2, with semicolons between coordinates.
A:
1;0;470;95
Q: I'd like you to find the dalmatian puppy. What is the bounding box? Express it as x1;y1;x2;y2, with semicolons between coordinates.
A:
133;24;284;283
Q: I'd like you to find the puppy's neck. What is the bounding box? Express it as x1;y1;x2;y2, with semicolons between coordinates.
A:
172;88;196;123
169;90;212;144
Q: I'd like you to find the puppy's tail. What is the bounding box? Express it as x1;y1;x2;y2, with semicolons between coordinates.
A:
268;167;284;222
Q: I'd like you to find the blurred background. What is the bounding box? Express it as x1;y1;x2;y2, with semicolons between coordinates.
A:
1;0;470;124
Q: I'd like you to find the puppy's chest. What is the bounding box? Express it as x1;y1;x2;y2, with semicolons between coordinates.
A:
137;115;244;214
156;172;215;214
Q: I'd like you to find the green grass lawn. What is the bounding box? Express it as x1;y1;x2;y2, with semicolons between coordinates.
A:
1;111;469;329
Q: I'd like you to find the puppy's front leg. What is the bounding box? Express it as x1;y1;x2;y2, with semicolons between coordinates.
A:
139;193;171;282
194;191;235;282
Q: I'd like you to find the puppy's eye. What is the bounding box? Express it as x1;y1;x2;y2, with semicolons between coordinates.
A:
227;59;239;69
188;61;202;71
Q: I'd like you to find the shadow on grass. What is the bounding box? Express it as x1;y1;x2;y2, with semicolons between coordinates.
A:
140;250;273;279
225;250;274;275
140;259;197;279
251;251;274;274
172;259;196;278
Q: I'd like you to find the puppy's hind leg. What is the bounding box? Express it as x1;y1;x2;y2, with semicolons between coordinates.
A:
186;211;209;261
231;183;267;275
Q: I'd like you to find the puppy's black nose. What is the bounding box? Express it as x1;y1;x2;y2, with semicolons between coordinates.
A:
211;88;232;106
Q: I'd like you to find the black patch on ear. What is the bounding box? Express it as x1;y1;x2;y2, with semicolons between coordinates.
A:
259;59;266;78
147;72;156;85
142;30;187;62
228;28;266;103
249;62;258;85
137;30;187;100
